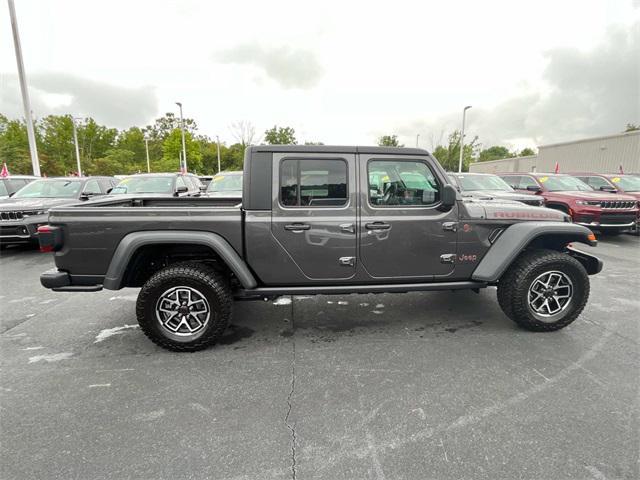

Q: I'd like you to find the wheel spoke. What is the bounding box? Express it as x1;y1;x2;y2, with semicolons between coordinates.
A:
528;270;573;320
155;286;211;337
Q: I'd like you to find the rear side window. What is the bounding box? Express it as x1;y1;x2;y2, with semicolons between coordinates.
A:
368;160;440;206
518;176;539;189
500;175;521;189
280;159;348;207
583;176;611;190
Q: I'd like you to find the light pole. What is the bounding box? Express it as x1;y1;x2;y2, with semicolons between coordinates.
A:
216;135;221;173
416;134;420;148
144;137;151;173
458;105;472;173
175;102;187;173
71;117;82;177
8;0;40;177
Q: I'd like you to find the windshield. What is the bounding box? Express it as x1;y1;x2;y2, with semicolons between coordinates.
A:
539;176;593;192
111;176;174;194
456;175;513;192
0;181;8;197
610;175;640;192
207;174;243;192
13;179;81;198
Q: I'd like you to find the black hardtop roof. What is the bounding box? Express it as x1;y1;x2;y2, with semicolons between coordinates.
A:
248;145;431;155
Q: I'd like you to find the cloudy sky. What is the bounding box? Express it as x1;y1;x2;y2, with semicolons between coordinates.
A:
1;0;638;150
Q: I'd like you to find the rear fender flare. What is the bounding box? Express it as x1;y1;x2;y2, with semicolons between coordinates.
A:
471;222;598;282
103;231;257;290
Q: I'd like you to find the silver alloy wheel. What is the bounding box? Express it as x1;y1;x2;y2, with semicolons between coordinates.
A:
527;270;574;321
155;286;211;337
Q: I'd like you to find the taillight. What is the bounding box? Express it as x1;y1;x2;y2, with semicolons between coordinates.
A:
37;225;62;253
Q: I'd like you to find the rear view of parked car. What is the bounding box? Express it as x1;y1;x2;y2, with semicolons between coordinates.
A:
205;171;243;198
110;173;204;197
0;175;37;199
449;173;544;206
0;176;116;247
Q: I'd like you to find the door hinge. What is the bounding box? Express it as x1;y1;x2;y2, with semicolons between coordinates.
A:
339;256;356;267
339;223;355;234
442;222;458;232
440;254;456;264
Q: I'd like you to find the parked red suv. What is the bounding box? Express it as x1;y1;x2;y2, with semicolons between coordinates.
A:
499;173;638;233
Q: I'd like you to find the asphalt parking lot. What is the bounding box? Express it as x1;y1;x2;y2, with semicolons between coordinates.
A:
1;236;638;480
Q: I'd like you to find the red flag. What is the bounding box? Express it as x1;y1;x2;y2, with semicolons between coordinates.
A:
554;162;559;174
619;164;624;174
0;163;9;178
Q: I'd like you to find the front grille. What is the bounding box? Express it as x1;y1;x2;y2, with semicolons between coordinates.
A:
599;214;637;225
0;211;24;221
600;201;636;209
0;225;29;236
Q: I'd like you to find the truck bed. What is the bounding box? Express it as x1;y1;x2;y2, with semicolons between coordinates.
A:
47;195;243;278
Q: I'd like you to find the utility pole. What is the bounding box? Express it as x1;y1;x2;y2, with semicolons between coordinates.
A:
8;0;40;176
458;106;472;173
416;134;420;148
144;137;150;173
175;102;187;173
216;135;221;173
71;117;82;177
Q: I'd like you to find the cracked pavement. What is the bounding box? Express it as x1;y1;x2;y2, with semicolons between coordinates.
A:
1;235;639;479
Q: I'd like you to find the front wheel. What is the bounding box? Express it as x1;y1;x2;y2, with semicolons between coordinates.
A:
136;262;233;351
497;249;590;331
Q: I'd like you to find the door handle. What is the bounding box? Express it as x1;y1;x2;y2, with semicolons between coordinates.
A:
284;223;310;232
365;222;391;230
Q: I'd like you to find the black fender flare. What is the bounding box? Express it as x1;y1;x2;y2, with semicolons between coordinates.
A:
103;231;257;290
471;222;599;282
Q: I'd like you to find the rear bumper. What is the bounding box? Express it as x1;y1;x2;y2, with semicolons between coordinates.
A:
40;269;103;292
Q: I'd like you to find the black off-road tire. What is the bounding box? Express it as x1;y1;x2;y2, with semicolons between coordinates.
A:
497;249;590;331
136;262;232;351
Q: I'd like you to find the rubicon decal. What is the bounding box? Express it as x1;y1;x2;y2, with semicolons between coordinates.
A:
490;210;563;219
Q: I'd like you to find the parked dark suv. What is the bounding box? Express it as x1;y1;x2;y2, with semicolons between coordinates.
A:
448;173;544;206
0;176;116;246
500;173;638;233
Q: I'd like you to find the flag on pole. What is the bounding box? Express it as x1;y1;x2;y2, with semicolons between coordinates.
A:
0;162;9;178
554;162;559;174
619;164;624;174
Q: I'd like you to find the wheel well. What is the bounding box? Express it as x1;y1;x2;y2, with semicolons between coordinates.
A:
526;233;583;252
121;243;233;288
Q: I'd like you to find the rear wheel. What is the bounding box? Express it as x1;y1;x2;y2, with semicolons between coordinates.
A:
136;262;232;351
497;249;590;331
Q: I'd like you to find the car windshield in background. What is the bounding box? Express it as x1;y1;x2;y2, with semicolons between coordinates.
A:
610;175;640;192
13;179;81;198
0;182;8;196
457;175;513;191
207;174;242;192
540;176;593;192
111;177;174;194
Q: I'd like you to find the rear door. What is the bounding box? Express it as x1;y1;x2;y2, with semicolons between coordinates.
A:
271;153;357;280
359;155;458;279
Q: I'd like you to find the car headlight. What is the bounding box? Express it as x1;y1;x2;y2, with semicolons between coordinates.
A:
575;200;601;206
22;210;47;217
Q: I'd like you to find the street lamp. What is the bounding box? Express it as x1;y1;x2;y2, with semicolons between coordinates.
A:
416;134;420;148
175;102;187;173
71;117;82;177
8;0;40;176
144;136;151;173
216;135;221;173
458;105;472;173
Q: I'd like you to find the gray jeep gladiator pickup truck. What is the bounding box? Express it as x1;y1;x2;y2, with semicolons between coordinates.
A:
39;146;603;351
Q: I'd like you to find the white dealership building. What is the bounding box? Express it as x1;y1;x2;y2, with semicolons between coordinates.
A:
469;130;640;174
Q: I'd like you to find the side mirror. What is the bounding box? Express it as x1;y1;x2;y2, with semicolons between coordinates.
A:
199;185;207;192
526;185;542;192
175;185;188;196
599;185;616;192
79;192;94;200
441;184;457;208
106;188;113;194
8;192;15;197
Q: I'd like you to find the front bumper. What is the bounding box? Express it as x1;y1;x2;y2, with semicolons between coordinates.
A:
0;216;48;244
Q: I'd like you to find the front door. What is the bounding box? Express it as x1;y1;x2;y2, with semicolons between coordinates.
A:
359;155;458;279
271;153;357;281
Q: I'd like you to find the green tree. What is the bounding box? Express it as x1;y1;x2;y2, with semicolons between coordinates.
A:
377;135;403;147
432;130;478;172
117;127;147;172
264;125;297;145
0;114;32;174
38;115;76;175
158;129;203;173
478;146;514;162
625;123;639;132
145;112;198;141
519;147;536;157
91;149;136;176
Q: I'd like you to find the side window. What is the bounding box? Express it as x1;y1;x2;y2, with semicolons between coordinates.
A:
280;159;348;207
368;160;440;206
98;178;113;193
190;176;203;190
182;176;195;191
518;176;539;189
501;175;520;189
585;176;610;190
175;176;187;191
83;179;102;195
7;179;26;193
